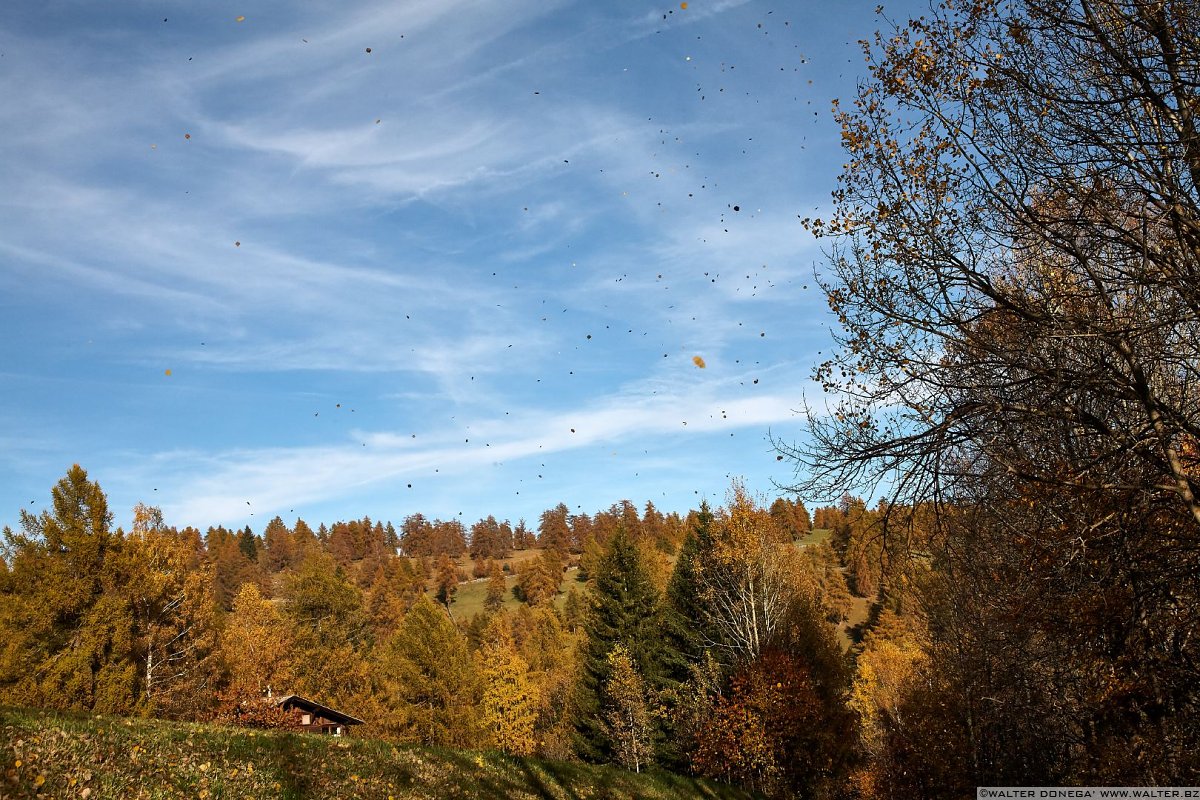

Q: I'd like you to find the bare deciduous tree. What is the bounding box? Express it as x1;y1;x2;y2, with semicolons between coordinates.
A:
780;0;1200;787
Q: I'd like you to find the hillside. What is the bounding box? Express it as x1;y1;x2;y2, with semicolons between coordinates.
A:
0;706;756;800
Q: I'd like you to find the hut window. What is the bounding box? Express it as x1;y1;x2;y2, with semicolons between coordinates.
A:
301;713;311;725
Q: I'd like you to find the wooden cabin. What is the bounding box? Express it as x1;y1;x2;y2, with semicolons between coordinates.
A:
273;693;364;736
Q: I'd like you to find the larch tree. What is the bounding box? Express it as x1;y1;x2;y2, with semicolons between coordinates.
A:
432;553;460;613
378;595;480;746
364;556;424;639
848;612;928;785
260;516;295;574
469;515;510;560
0;465;118;709
220;582;295;704
477;614;539;756
516;548;562;607
484;560;508;612
281;549;372;712
537;503;572;553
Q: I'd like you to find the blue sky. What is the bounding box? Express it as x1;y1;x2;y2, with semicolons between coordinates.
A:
0;0;911;534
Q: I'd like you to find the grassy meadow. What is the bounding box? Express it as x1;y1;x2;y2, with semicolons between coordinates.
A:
0;706;756;800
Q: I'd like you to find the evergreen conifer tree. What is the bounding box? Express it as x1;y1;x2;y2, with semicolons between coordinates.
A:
653;502;717;768
573;527;662;762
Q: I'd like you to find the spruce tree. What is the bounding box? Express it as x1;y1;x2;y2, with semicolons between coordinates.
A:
654;501;716;769
573;527;661;762
658;503;715;685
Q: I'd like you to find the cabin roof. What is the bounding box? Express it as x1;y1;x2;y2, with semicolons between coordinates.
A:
273;694;365;726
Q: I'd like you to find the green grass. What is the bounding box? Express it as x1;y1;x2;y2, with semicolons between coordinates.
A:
446;567;582;620
1;706;755;800
795;528;832;548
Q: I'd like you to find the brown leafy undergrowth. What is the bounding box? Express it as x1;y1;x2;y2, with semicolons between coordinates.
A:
0;706;754;800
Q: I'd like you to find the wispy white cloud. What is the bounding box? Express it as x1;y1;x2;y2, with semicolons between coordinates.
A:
0;0;868;532
140;375;803;528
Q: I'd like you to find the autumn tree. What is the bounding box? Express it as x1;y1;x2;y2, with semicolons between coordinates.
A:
205;525;261;609
693;649;839;799
848;611;927;794
327;516;389;570
569;511;594;553
693;592;856;799
260;516;295;574
693;481;803;664
0;480;222;717
119;503;220;717
804;540;853;625
220;582;295;705
769;497;812;540
0;465;119;709
484;560;508;612
378;595;480;746
433;553;460;613
537;503;572;553
469;515;511;560
602;644;655;773
496;603;578;760
281;549;373;714
511;518;535;550
515;548;563;606
561;586;583;633
477;614;539;756
398;513;432;557
435;519;468;556
781;0;1200;786
364;556;424;639
640;502;669;552
291;518;320;560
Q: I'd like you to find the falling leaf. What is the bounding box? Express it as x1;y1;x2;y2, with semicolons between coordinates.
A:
234;241;240;247
184;133;191;139
164;369;172;376
681;1;688;7
365;47;372;53
692;355;706;368
235;15;245;22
